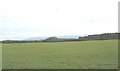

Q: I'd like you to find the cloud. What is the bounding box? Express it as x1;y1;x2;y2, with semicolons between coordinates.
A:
0;0;118;40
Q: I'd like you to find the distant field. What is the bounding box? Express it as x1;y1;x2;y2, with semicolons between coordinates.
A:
2;40;118;69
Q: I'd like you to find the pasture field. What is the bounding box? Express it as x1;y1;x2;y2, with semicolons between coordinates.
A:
2;40;118;69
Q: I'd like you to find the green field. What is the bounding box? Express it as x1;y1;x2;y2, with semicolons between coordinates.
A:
2;40;118;69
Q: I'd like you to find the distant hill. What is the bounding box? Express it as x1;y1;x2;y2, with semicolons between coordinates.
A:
57;35;79;39
26;35;79;40
43;37;79;42
26;37;47;40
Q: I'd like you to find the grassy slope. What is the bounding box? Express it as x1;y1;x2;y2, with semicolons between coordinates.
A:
2;40;118;69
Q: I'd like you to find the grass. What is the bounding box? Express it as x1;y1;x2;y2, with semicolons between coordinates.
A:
0;43;2;70
2;40;118;69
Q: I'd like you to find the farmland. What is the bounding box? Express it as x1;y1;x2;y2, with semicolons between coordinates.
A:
2;40;118;69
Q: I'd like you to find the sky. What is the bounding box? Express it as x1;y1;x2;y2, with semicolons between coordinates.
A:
0;0;119;40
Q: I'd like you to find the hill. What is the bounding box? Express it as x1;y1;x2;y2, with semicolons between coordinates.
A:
79;33;119;41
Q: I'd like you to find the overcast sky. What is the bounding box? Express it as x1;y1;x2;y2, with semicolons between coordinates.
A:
0;0;119;40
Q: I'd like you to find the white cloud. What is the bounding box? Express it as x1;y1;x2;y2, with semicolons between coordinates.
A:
0;0;119;40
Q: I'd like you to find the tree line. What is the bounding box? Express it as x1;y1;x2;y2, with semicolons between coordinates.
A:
79;32;119;41
1;32;119;43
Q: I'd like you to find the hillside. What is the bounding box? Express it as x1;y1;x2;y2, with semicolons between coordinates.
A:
79;33;119;41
